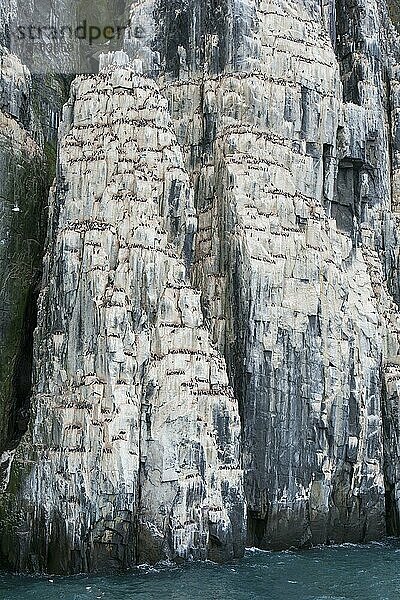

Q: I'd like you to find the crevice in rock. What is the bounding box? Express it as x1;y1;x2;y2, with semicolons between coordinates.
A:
328;147;373;243
381;377;400;536
331;158;362;234
155;0;230;76
334;0;363;104
384;69;400;307
322;143;334;204
5;271;41;451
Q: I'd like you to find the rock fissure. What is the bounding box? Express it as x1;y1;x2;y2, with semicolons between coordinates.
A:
2;0;400;574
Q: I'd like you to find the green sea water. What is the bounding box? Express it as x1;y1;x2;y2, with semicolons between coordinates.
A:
1;542;400;599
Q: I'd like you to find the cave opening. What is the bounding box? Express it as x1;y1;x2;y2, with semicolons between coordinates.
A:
246;509;267;548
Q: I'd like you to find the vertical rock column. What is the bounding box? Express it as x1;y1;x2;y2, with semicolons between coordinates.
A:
0;62;244;573
143;0;396;547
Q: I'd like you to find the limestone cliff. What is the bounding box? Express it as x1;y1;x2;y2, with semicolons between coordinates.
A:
2;0;400;575
140;0;400;548
0;62;244;573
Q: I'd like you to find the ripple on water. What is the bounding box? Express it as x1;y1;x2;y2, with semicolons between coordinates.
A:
1;541;400;600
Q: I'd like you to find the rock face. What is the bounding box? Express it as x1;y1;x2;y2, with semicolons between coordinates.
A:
143;0;400;548
0;3;52;462
0;62;244;573
0;0;74;474
0;0;71;539
2;0;400;575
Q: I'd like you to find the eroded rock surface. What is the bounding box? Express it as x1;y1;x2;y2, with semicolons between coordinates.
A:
2;0;400;574
0;8;48;463
127;0;400;548
0;63;244;573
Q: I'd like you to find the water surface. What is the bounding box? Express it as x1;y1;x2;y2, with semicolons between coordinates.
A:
1;541;400;599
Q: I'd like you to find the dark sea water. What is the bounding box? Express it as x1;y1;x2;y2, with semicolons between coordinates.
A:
1;542;400;600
